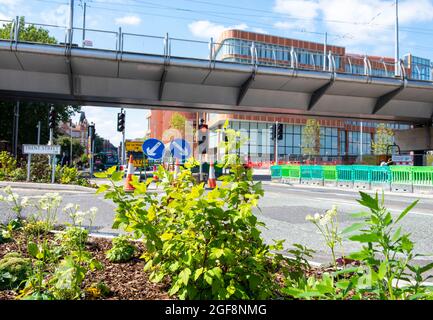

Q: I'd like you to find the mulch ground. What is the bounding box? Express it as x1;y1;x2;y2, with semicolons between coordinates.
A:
0;232;171;300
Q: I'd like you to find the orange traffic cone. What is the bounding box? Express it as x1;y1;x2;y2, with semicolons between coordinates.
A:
153;165;159;182
207;160;217;189
174;159;180;179
124;155;135;193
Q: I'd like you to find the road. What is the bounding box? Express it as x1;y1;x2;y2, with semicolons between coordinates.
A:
2;180;433;266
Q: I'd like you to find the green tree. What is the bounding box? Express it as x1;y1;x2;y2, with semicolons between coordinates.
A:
0;18;80;156
169;113;186;135
55;136;85;161
372;124;394;155
302;119;321;157
93;134;105;154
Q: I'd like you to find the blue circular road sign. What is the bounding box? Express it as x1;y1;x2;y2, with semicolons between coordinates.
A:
142;138;165;160
170;139;191;161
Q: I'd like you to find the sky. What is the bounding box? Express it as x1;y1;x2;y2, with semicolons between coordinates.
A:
2;0;433;145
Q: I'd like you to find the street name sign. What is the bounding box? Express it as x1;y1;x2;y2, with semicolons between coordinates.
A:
22;144;60;183
170;139;191;161
23;144;61;155
142;139;165;160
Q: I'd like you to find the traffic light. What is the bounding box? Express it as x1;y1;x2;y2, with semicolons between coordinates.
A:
88;124;95;140
271;125;276;140
49;108;56;129
277;124;284;140
117;112;125;132
198;119;209;154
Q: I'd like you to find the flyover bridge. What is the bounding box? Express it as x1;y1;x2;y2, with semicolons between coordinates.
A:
0;19;433;123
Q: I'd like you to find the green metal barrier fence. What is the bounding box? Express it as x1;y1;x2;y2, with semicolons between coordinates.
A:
336;166;353;182
271;165;433;194
271;165;282;180
281;165;301;183
300;166;324;180
371;166;391;184
323;166;337;181
390;166;413;185
412;167;433;186
352;165;372;183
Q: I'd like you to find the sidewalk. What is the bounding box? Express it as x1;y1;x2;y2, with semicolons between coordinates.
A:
0;181;96;193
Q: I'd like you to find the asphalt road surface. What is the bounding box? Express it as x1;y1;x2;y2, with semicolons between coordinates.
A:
2;181;433;266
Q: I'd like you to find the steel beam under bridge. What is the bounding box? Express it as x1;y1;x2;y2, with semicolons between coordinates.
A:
1;41;433;123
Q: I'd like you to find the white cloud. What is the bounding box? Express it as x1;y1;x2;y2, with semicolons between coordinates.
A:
115;15;141;26
188;20;248;39
73;107;150;146
40;4;69;26
273;0;433;51
0;0;20;6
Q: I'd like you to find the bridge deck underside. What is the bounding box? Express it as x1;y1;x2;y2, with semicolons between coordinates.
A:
0;42;432;122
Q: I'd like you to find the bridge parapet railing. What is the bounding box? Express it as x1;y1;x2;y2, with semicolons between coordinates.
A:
1;17;433;82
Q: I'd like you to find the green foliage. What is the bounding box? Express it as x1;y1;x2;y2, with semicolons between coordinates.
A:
30;155;52;183
100;125;285;300
372;124;395;155
106;235;137;263
0;253;31;290
23;220;52;237
56;136;85;162
169;112;187;135
285;192;433;300
301;119;321;157
85;281;111;299
57;227;89;254
0;151;17;179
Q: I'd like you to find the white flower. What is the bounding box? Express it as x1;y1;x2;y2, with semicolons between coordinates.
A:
63;203;75;211
314;213;321;222
7;195;16;202
4;186;12;194
305;214;314;222
21;197;30;207
319;214;332;226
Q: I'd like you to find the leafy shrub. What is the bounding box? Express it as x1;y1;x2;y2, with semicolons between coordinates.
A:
30;155;52;183
57;227;89;253
0;227;12;244
0;151;17;179
23;220;52;237
9;167;27;182
106;235;136;263
98;124;286;300
0;253;31;290
85;281;111;299
288;192;433;300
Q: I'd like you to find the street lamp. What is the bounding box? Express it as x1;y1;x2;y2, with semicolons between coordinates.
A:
70;119;73;166
395;0;400;77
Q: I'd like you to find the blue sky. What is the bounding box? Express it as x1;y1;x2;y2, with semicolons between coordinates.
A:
2;0;433;145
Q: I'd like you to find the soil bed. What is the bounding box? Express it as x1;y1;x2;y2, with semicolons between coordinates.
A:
0;232;171;300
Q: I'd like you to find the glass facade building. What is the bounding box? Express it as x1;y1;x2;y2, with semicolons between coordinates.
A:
208;118;411;164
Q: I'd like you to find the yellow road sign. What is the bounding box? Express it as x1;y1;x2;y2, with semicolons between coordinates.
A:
125;141;144;152
133;159;144;167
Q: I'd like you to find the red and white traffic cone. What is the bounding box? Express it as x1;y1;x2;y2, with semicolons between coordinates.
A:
207;160;217;189
153;165;159;182
174;159;180;179
124;155;135;193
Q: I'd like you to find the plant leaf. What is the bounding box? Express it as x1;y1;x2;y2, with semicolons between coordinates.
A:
395;200;419;224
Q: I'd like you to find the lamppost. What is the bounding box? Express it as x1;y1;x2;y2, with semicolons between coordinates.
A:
395;0;400;77
70;120;73;166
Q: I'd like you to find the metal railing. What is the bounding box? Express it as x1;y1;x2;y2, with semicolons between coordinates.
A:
2;17;432;82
